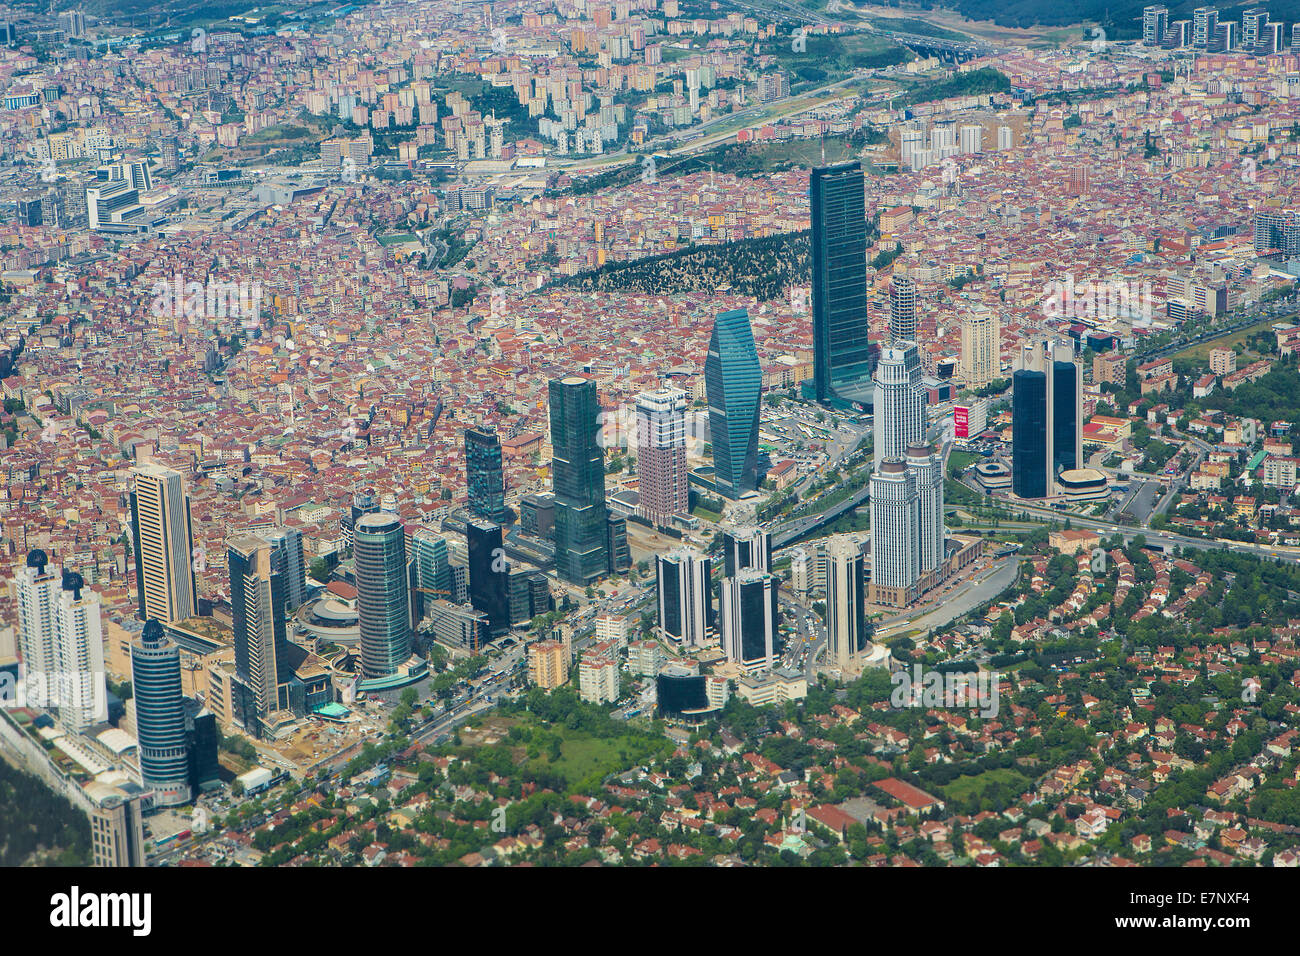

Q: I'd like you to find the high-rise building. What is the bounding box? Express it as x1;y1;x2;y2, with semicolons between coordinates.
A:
227;535;290;728
16;551;107;732
410;527;451;620
464;427;509;523
550;376;609;585
1012;340;1082;499
959;124;983;154
870;459;920;602
719;570;778;674
824;537;868;669
656;548;712;649
959;307;1001;390
906;443;945;574
635;386;689;528
528;640;569;689
809;162;872;405
264;527;306;612
705;308;762;499
1193;6;1219;46
353;512;412;679
873;342;927;469
467;520;509;637
606;514;631;575
722;526;772;578
578;654;620;703
87;782;147;867
1143;4;1169;45
130;620;191;807
1242;7;1268;48
130;463;197;625
889;275;917;344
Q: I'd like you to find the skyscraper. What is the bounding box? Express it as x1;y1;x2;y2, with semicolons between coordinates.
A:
353;512;412;679
635;385;689;529
228;534;290;727
959;306;1001;390
719;570;778;674
869;459;920;604
264;527;306;612
1012;340;1082;499
130;463;197;625
889;275;917;344
130;620;191;807
906;443;945;574
872;342;927;469
1193;6;1218;46
464;427;509;523
467;519;509;637
1143;4;1169;45
87;782;147;868
824;536;868;670
16;551;107;732
722;526;772;578
810;162;872;404
550;375;609;585
705;308;762;499
410;527;451;620
656;548;712;649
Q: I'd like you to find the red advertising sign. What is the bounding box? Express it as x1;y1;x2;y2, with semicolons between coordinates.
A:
955;406;969;438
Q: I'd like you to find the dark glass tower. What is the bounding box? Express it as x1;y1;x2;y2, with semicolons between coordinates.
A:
353;513;412;678
705;308;762;499
810;162;872;405
1011;368;1048;499
467;519;509;637
549;376;609;585
464;427;508;523
228;534;291;728
1052;360;1079;475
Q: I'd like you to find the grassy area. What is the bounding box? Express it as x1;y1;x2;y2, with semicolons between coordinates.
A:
1174;317;1284;363
948;450;981;478
376;232;418;246
941;767;1031;803
691;504;722;523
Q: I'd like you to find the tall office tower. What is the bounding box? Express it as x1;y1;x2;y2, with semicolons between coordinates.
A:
550;376;609;585
824;536;868;669
227;535;290;727
353;512;412;679
87;783;147;867
130;620;191;807
906;443;945;574
464;427;509;523
410;527;451;620
130;463;197;625
656;548;712;649
809;162;873;404
705;308;762;499
1263;20;1284;53
870;459;920;599
959;306;1001;390
889;275;918;344
635;386;689;528
1012;341;1082;499
722;526;772;578
1214;21;1236;50
1193;6;1219;46
264;527;306;612
1143;4;1169;45
467;520;509;637
719;570;778;674
1254;210;1288;256
873;342;927;469
997;125;1013;150
158;136;180;172
1242;7;1268;48
959;124;983;154
607;514;631;574
16;552;107;732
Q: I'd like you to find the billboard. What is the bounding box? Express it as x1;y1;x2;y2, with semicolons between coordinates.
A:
955;406;970;438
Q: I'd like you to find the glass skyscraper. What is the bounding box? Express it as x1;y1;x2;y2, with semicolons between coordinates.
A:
130;620;191;807
467;519;509;637
1011;366;1049;499
810;162;872;405
550;376;609;585
353;512;412;679
228;534;290;728
1012;340;1081;499
705;308;762;499
464;427;509;523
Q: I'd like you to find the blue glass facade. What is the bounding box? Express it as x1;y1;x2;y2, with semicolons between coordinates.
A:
810;162;873;404
1012;368;1048;499
705;308;762;499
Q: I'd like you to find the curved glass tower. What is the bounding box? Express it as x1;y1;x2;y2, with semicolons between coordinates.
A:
130;619;191;807
353;513;412;679
705;308;762;499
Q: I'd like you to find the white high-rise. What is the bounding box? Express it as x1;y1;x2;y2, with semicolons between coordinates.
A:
16;551;107;732
656;548;712;649
960;306;1000;390
870;459;920;595
825;537;867;669
131;463;197;624
906;443;945;574
889;276;917;343
873;343;927;469
635;386;689;529
719;569;778;673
